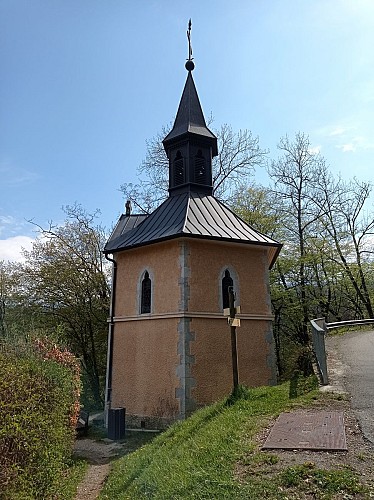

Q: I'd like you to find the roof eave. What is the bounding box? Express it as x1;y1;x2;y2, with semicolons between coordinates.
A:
104;232;283;268
162;130;218;157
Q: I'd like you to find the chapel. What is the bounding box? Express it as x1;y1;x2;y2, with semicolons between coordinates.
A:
104;30;282;429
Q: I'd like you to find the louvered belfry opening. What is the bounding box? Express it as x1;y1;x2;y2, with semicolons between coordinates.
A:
194;149;206;184
173;151;184;186
222;269;233;309
141;271;151;314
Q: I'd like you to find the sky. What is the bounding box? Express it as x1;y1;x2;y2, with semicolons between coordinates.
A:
1;0;374;261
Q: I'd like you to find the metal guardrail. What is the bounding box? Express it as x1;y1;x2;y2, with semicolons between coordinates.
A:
326;318;374;330
310;317;374;386
310;318;329;385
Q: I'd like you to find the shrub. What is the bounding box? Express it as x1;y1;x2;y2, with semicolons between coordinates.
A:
0;338;80;498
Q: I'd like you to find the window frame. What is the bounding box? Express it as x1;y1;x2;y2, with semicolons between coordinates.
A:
219;266;240;311
138;268;154;315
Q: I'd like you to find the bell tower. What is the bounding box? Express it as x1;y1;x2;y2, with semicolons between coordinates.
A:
104;20;281;429
162;21;218;196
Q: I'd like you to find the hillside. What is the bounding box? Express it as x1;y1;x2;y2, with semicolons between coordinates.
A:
98;383;374;499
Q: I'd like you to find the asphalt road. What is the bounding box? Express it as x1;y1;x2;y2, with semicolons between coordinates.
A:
326;329;374;445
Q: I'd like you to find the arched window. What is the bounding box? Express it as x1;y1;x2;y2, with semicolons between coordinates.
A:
141;271;151;314
222;269;233;309
173;151;184;186
194;149;206;184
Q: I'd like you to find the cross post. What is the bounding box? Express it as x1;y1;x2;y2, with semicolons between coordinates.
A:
228;286;239;391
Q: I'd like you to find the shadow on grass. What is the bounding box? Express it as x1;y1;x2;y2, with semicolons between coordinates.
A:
74;424;158;466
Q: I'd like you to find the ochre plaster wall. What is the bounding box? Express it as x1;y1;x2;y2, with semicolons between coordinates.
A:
187;239;271;315
111;318;179;419
186;239;275;406
110;238;276;425
115;241;181;316
189;318;273;405
111;241;182;422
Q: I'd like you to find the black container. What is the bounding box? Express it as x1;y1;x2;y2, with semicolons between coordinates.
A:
107;407;125;440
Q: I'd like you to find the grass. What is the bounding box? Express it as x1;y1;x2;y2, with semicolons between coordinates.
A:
279;463;366;499
60;457;88;500
99;382;371;499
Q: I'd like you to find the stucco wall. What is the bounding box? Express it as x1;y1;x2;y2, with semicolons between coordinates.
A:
111;242;182;425
186;239;275;405
189;318;275;405
109;237;276;426
115;241;181;316
111;318;180;420
187;239;271;315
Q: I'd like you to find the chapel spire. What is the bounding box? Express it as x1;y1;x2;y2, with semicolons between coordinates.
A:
162;20;218;196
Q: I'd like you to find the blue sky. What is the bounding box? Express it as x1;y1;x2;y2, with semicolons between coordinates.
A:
1;0;374;261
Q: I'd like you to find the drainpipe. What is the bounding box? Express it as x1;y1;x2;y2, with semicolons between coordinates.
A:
104;252;117;427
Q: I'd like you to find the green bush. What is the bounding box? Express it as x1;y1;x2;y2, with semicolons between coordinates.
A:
0;340;80;498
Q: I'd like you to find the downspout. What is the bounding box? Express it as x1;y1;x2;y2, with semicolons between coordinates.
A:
104;252;117;427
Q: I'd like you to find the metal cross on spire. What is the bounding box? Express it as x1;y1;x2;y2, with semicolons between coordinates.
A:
187;19;193;60
185;19;195;71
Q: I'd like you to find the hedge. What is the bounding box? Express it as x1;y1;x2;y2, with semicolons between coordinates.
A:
0;339;80;499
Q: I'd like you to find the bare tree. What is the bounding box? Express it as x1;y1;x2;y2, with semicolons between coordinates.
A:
268;132;328;346
21;204;110;406
120;123;268;213
317;174;374;318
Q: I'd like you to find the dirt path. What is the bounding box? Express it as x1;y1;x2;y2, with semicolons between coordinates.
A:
73;438;126;500
75;463;111;500
73;429;156;499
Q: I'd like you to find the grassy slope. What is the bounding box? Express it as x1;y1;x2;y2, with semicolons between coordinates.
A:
100;384;368;499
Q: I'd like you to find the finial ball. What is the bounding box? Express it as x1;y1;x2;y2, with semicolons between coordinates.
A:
185;59;195;72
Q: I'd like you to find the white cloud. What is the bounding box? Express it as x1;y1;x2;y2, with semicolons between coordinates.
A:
308;146;321;154
329;126;347;137
340;143;356;152
0;236;34;262
0;215;16;236
0;159;39;186
335;136;374;153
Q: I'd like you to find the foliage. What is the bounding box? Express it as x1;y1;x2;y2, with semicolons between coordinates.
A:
289;372;319;398
4;205;111;408
33;336;81;429
230;133;374;378
316;174;374;319
268;132;328;348
0;338;81;498
0;260;26;339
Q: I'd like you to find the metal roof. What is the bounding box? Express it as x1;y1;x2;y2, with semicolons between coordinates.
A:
108;213;148;241
105;192;282;268
162;72;218;156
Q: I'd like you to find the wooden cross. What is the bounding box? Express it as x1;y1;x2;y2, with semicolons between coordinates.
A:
223;286;240;390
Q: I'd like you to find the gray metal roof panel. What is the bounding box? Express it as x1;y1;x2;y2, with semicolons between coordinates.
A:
104;192;282;267
106;214;148;246
104;194;188;252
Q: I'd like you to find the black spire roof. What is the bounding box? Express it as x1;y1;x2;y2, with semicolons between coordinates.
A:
162;71;218;155
162;60;218;196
